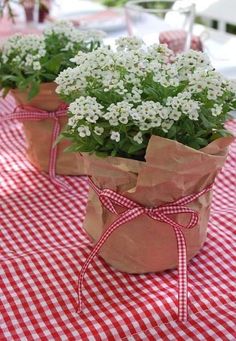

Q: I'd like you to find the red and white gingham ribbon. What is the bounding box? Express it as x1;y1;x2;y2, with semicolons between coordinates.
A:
2;104;69;190
77;178;213;322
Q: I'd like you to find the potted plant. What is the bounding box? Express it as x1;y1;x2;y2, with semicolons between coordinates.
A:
56;37;236;318
0;21;105;176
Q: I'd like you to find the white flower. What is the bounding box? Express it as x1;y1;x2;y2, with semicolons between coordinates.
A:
140;122;152;131
119;116;129;124
77;125;91;137
134;101;163;127
1;34;46;72
33;61;41;71
105;101;133;125
68;97;103;122
44;21;104;47
68;116;77;128
109;118;119;126
133;132;143;144
150;117;162;128
175;50;211;76
94;127;104;135
146;44;174;64
169;109;182;121
181;99;200;120
130;110;141;121
110;131;120;142
161;120;174;133
188;112;199;121
116;37;144;51
54;37;236;157
211;104;223;117
160;107;171;119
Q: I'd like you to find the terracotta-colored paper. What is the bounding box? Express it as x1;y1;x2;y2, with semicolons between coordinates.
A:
10;82;84;175
81;134;234;274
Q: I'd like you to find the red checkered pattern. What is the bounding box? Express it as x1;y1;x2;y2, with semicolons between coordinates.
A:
1;95;236;340
78;179;213;322
2;103;69;190
159;30;203;53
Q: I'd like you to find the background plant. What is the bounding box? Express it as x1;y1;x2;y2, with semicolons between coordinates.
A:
0;21;104;98
56;37;236;160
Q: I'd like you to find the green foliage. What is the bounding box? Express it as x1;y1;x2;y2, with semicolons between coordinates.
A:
0;24;102;99
56;39;236;159
101;0;128;7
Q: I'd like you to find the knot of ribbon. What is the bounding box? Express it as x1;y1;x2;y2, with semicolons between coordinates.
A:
77;178;213;322
2;104;69;190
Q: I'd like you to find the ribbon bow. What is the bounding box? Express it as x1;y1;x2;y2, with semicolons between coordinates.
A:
77;178;213;321
2;104;69;190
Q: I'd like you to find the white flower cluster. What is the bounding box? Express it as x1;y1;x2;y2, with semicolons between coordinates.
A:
104;101;133;125
1;22;105;77
188;69;226;101
1;34;46;71
44;21;105;51
56;41;148;98
68;96;104;126
56;37;236;149
66;97;177;143
56;66;83;95
116;36;144;51
57;37;216;102
166;93;199;120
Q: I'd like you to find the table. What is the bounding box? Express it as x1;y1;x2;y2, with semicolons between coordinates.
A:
1;96;235;340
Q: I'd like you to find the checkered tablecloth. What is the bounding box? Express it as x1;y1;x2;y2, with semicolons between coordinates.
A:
1;96;236;341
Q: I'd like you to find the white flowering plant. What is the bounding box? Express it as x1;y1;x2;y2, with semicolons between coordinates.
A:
56;37;236;160
0;21;104;99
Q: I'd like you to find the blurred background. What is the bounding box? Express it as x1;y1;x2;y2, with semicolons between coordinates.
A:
1;0;236;78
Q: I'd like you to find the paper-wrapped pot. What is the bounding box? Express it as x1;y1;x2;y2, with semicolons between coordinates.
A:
81;134;234;274
10;82;84;175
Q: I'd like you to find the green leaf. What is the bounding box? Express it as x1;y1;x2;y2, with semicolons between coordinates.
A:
95;151;109;158
195;137;208;146
111;149;117;156
18;79;31;91
92;132;104;145
53;133;65;147
199;112;214;129
64;144;78;152
2;87;10;98
187;141;201;149
167;125;177;139
217;129;232;137
44;54;63;74
182;119;195;135
28;81;40;100
128;143;145;154
1;75;17;82
42;73;57;81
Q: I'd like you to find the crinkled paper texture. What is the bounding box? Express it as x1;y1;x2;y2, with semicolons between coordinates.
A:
11;83;84;175
82;134;234;274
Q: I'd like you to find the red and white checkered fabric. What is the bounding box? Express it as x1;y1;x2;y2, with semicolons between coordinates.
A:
1;104;69;190
159;30;203;53
1;96;236;340
78;179;213;322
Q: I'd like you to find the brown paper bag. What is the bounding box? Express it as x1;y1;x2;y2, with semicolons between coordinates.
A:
82;135;234;274
10;82;84;175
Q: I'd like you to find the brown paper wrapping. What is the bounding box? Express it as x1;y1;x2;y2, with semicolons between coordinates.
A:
10;82;84;175
82;134;234;274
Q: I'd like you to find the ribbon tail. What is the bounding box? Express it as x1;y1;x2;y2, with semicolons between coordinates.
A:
77;207;143;313
173;227;188;322
48;118;70;191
